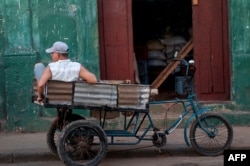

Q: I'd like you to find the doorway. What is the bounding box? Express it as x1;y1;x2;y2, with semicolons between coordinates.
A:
132;0;230;100
132;0;193;99
97;0;230;100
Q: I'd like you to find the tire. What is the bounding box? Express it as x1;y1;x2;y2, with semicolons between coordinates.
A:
57;120;108;166
190;113;233;156
46;114;84;157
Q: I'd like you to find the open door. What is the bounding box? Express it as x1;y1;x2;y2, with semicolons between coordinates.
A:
98;0;135;82
192;0;230;100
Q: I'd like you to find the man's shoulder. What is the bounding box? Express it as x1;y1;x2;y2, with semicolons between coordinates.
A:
48;60;81;68
69;61;81;67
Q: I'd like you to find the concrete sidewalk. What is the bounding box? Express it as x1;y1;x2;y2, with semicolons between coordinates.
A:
0;126;250;164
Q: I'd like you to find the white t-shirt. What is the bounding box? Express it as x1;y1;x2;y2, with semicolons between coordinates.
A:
48;59;81;82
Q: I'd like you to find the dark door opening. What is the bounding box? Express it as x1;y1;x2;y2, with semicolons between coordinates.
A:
132;0;193;99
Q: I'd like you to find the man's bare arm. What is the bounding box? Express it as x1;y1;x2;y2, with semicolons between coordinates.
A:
79;65;97;84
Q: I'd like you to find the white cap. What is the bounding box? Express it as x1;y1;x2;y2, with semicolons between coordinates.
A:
46;41;69;54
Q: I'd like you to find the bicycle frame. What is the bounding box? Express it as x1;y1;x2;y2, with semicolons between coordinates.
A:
149;94;210;146
105;111;156;145
90;92;211;147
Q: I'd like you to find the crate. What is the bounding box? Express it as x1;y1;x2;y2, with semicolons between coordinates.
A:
74;82;118;108
33;80;151;118
118;84;150;110
175;76;194;95
45;81;73;105
74;80;124;119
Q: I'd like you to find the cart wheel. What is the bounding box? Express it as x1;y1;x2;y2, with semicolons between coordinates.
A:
57;120;108;166
46;114;84;157
152;132;166;148
190;113;233;156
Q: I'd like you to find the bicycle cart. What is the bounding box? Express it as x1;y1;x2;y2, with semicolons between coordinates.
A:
32;68;233;166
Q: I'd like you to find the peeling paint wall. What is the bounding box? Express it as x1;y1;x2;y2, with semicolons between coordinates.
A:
0;0;5;121
0;0;99;131
230;0;250;109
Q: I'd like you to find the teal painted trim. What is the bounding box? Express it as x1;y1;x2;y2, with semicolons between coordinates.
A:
0;0;6;120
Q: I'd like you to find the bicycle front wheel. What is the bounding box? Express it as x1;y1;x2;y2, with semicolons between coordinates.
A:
190;113;233;156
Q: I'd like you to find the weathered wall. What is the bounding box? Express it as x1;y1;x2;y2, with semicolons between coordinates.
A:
0;0;5;121
0;0;99;132
230;0;250;110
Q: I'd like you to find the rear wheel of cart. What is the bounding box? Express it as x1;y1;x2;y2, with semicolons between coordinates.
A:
57;120;108;166
46;114;84;157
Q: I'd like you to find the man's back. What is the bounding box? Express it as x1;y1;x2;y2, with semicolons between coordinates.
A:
49;59;81;82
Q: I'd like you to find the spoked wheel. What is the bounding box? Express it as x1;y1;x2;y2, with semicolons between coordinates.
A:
46;114;84;157
57;120;108;166
190;113;233;156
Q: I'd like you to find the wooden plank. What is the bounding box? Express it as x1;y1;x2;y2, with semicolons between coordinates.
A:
151;39;193;89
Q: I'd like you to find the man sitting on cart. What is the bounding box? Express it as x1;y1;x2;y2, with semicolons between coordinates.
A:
34;41;97;103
